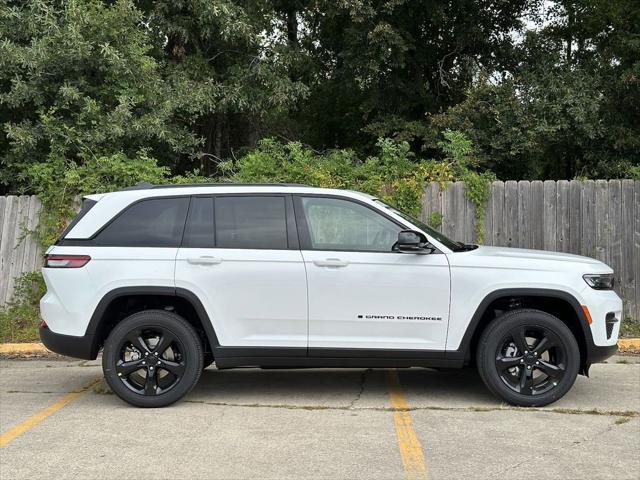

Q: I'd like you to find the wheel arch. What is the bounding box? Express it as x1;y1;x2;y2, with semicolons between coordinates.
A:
86;287;220;357
450;288;593;374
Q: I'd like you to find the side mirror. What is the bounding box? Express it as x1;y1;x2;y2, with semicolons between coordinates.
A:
395;230;433;254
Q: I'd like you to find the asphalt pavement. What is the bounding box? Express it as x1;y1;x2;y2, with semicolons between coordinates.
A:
1;356;639;480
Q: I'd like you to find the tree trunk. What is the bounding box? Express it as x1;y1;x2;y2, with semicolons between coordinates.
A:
566;2;574;67
286;4;298;48
214;113;223;162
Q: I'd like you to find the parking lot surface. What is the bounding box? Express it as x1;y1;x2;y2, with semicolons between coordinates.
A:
1;356;639;480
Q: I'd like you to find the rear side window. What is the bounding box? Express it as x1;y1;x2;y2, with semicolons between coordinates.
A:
94;197;189;247
182;197;214;248
215;196;288;249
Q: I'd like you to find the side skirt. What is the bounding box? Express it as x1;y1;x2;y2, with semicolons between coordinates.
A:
213;347;465;369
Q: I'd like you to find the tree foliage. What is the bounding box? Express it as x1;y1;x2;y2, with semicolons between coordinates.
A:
0;272;45;342
223;132;491;225
1;0;638;198
425;0;640;179
0;0;203;185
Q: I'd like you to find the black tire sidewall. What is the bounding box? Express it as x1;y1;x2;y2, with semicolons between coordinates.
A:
477;309;580;407
102;310;203;408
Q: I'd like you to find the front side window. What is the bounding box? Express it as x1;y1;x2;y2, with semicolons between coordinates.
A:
300;197;401;252
373;199;463;251
94;197;189;247
215;196;288;249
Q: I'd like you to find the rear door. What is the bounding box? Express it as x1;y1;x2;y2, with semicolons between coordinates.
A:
174;194;308;348
295;195;451;351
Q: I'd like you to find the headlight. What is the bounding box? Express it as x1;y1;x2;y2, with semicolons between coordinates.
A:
583;274;615;290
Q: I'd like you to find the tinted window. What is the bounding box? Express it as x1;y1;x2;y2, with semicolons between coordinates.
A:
183;197;214;248
215;196;288;249
94;197;189;247
301;197;401;252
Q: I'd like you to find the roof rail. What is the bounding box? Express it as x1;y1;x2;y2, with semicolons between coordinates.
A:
120;182;155;191
120;182;311;191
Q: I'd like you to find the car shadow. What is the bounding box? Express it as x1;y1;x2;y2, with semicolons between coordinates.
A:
188;366;498;407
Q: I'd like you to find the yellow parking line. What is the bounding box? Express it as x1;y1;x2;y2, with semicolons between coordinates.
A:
386;369;427;480
0;378;100;448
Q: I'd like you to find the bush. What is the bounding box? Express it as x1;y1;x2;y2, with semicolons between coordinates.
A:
0;272;46;343
24;152;213;247
223;133;492;232
222;137;459;217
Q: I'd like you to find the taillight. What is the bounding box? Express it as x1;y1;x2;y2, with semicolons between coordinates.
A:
44;254;91;268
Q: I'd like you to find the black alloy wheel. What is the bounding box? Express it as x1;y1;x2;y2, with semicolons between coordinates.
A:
103;310;203;407
477;309;580;407
115;327;186;395
494;325;566;396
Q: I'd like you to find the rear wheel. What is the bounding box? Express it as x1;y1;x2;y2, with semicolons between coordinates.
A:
476;309;580;407
102;310;203;407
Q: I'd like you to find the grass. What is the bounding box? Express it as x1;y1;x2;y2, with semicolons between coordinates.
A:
615;417;631;425
620;319;640;338
0;272;45;343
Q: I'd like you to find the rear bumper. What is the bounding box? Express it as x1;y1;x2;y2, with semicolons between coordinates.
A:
39;325;98;360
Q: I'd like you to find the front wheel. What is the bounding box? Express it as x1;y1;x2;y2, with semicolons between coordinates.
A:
476;309;580;407
102;310;203;407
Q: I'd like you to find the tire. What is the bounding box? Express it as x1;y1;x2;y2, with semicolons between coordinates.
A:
102;310;203;407
476;308;580;407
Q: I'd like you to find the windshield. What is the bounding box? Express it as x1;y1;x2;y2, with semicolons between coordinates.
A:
373;199;470;252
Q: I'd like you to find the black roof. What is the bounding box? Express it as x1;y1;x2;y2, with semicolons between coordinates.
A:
120;182;311;191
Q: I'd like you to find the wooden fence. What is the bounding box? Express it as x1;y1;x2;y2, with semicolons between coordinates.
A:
0;182;638;320
422;180;639;320
0;196;42;305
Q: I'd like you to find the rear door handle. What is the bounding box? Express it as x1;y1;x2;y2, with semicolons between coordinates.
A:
187;256;223;265
313;258;349;268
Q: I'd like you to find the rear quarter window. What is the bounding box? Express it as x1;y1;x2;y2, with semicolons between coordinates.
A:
57;198;97;243
93;197;189;247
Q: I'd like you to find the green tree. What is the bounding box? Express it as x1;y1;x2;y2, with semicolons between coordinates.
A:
0;0;204;193
2;0;638;192
279;0;530;152
425;0;640;179
0;0;309;194
134;0;309;171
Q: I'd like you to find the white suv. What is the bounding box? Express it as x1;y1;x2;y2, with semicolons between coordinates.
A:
40;183;621;407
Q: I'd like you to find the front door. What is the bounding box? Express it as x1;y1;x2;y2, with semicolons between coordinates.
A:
295;195;451;351
175;194;307;348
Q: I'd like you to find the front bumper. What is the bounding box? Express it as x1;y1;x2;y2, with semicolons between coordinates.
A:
580;330;618;375
40;325;98;360
581;288;622;346
586;343;618;365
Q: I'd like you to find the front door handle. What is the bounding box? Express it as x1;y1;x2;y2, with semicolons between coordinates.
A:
313;258;349;268
187;256;223;265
